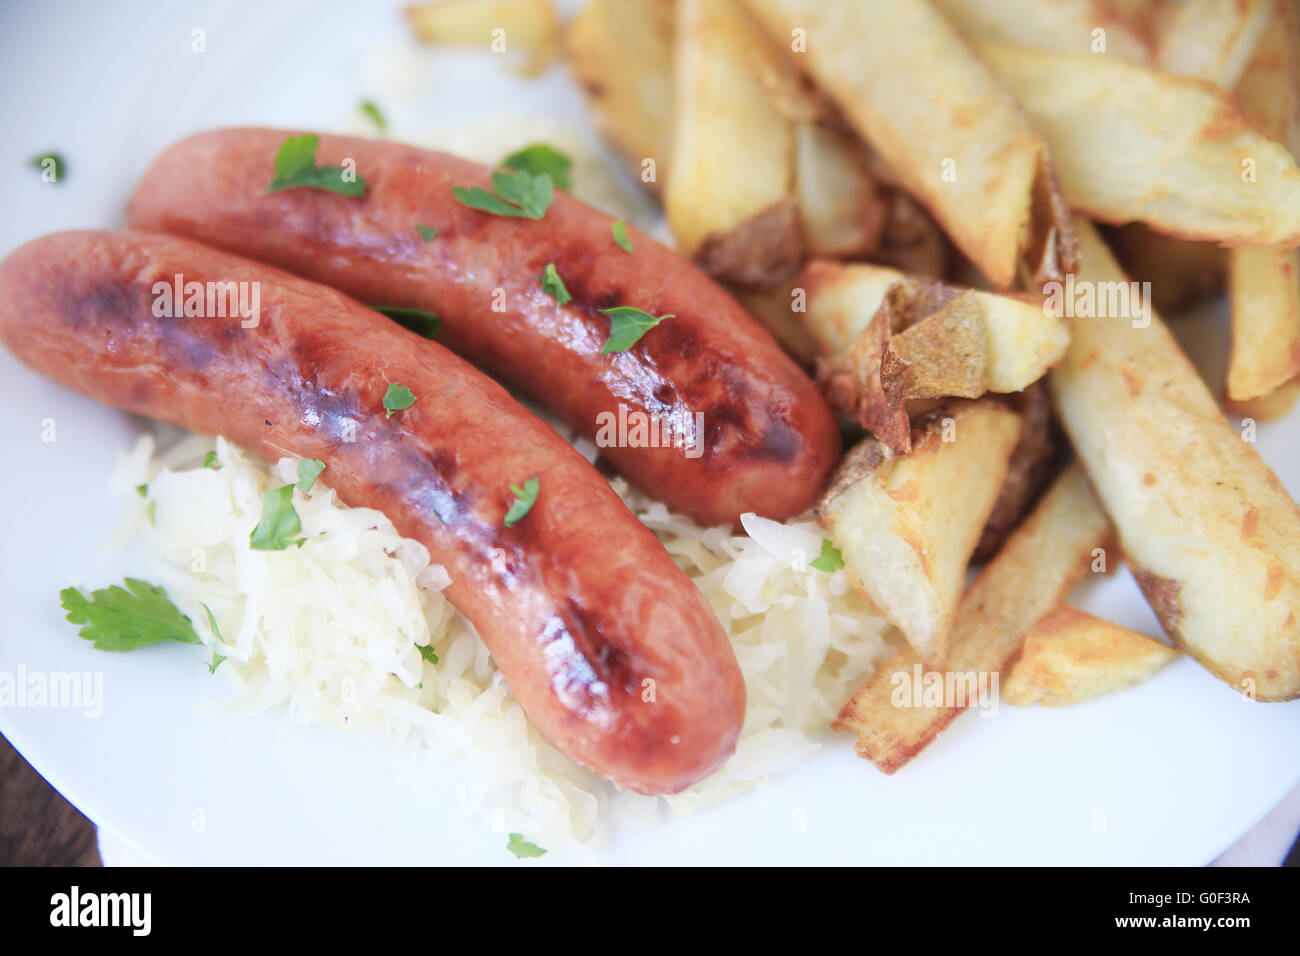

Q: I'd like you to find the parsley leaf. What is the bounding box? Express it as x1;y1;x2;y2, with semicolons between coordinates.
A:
415;223;437;241
504;477;539;527
417;644;440;665
373;305;441;338
599;306;673;354
135;483;148;498
611;219;633;253
452;168;553;220
359;99;387;132
59;579;202;652
503;144;572;191
540;263;571;305
30;152;65;183
383;383;416;418
266;133;368;198
810;538;845;573
200;602;227;674
203;450;219;469
506;833;547;858
249;484;304;550
297;458;325;493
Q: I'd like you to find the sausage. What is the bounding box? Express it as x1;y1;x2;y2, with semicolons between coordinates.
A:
0;230;745;794
126;128;841;528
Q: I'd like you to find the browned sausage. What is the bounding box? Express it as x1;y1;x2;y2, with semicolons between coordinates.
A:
0;230;745;795
126;128;841;528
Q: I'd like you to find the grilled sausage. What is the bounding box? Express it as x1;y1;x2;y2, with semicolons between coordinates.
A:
0;229;745;794
126;128;841;527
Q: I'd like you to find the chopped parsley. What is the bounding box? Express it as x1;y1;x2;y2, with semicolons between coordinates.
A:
415;223;437;241
506;833;547;858
453;168;553;220
373;305;441;338
30;152;65;182
539;263;571;305
249;484;305;550
59;579;202;652
203;451;219;469
200;602;227;674
383;383;416;418
611;219;633;253
266;133;368;198
296;458;325;493
359;99;387;132
599;306;672;354
417;644;440;665
810;538;845;573
504;477;539;527
502;143;572;191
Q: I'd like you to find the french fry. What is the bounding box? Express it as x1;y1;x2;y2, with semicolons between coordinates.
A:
741;0;1078;290
565;0;674;192
1155;0;1270;89
1049;222;1300;701
930;0;1150;62
792;121;886;260
834;465;1113;773
1228;246;1300;401
1224;1;1300;402
406;0;560;76
1002;606;1179;707
665;0;802;288
818;400;1023;666
1226;375;1300;421
976;42;1300;245
785;261;1068;450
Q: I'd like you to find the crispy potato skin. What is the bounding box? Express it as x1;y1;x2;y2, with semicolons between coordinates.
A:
834;466;1113;772
1050;223;1300;700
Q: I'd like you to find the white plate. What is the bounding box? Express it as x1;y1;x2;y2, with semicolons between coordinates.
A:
1;0;1297;866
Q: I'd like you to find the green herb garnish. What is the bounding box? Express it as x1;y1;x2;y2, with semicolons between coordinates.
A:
452;168;553;220
506;833;547;858
359;99;387;132
203;451;219;469
383;383;416;418
502;143;572;191
266;133;368;198
135;484;148;498
249;484;304;551
373;306;441;338
200;602;227;674
30;152;65;182
504;477;539;527
59;579;202;652
296;459;325;493
810;538;845;573
540;263;571;305
415;223;437;241
599;306;672;354
611;219;633;253
417;644;440;665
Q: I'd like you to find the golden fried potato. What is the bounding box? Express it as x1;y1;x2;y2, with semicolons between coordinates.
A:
1003;606;1179;707
406;0;560;76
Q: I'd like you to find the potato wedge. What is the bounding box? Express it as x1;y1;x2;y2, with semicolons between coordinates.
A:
793;121;886;260
1226;375;1300;421
1224;3;1300;402
976;42;1300;245
565;0;674;192
742;0;1077;289
1156;0;1270;90
834;465;1113;773
787;261;1068;449
1228;246;1300;401
930;0;1150;62
1003;606;1179;707
1049;222;1300;701
406;0;560;76
665;0;801;287
818;400;1023;666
